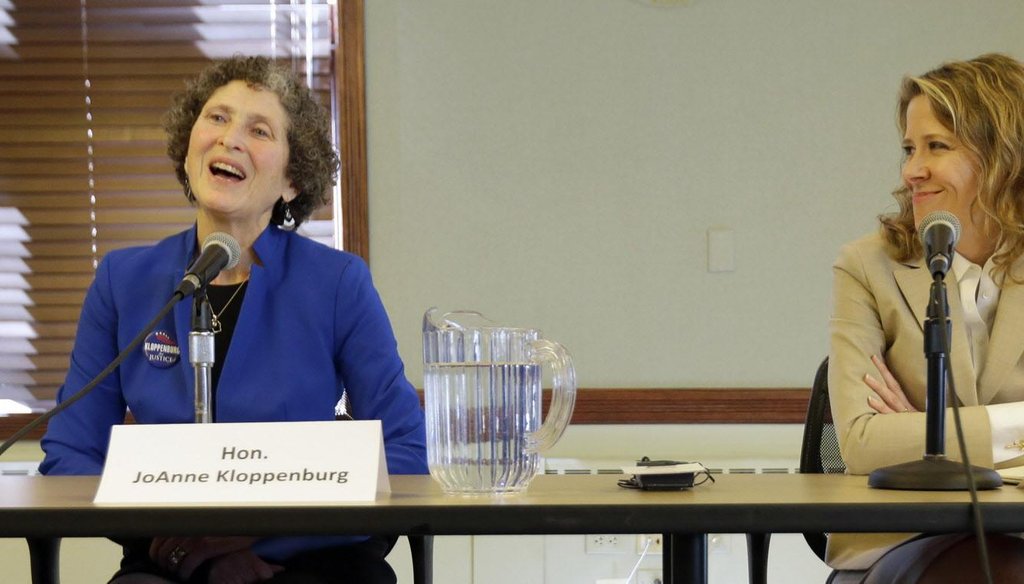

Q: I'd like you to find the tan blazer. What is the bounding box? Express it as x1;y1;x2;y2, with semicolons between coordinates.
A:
826;232;1024;570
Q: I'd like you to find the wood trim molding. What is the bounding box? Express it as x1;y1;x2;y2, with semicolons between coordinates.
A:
0;388;811;443
336;0;371;262
549;387;809;424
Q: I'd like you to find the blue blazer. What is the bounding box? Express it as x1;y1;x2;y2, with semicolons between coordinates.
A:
40;224;427;559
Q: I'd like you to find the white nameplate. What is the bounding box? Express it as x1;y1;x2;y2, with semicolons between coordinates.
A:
94;420;390;505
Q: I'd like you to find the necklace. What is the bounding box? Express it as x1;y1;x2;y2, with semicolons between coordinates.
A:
210;280;248;335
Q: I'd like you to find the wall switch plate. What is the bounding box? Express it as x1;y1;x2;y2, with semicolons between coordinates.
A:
707;227;735;272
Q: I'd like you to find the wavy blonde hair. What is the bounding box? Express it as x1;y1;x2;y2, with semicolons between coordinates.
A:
880;53;1024;281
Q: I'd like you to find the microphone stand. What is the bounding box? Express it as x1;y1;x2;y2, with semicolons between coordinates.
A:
869;274;1002;490
189;288;215;424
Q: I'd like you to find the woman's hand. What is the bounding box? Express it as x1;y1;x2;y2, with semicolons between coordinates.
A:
207;549;284;584
864;354;918;414
150;536;260;580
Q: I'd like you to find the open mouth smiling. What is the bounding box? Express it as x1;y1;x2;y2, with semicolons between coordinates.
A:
210;161;246;181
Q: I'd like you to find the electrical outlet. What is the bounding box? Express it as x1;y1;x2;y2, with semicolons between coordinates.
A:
637;569;663;584
636;533;664;554
585;534;631;554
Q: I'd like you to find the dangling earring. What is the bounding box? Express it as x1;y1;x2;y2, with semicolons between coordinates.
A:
184;176;195;202
281;201;296;231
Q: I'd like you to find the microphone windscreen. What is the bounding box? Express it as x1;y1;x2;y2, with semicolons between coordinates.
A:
918;211;961;246
202;232;241;270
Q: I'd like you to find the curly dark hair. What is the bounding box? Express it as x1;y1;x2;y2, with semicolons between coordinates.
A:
164;55;339;228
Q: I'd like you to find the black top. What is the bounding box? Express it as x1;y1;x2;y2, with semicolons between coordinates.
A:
205;280;248;417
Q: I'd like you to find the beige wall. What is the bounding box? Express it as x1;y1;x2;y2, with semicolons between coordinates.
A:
364;0;1024;389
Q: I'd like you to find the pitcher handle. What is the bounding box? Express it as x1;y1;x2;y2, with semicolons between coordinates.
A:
526;339;577;453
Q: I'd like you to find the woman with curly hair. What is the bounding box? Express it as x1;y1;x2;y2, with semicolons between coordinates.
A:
828;53;1024;583
39;56;426;584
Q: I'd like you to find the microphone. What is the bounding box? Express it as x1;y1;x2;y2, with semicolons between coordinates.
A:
174;232;241;297
919;211;961;279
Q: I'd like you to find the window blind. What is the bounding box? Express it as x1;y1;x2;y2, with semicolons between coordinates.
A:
0;0;339;410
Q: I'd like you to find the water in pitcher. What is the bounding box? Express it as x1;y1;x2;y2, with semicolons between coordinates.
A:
424;362;543;494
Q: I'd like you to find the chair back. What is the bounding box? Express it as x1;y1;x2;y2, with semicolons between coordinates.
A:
798;357;845;561
744;358;842;584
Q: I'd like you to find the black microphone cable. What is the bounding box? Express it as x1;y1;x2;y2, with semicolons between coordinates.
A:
934;272;994;584
0;291;184;458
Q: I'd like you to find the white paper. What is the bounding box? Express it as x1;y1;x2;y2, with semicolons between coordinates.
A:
997;464;1024;485
621;462;707;475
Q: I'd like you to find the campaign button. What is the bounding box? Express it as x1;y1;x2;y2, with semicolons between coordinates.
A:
143;330;180;368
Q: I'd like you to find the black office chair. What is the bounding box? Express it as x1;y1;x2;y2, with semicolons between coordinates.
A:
799;357;845;561
25;535;433;584
745;357;842;584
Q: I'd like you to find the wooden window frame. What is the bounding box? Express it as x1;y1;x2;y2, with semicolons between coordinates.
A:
337;0;370;261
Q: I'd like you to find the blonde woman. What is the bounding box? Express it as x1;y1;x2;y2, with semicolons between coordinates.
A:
829;54;1024;583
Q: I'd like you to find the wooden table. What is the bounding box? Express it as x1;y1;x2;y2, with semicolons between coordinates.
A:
3;473;1023;583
